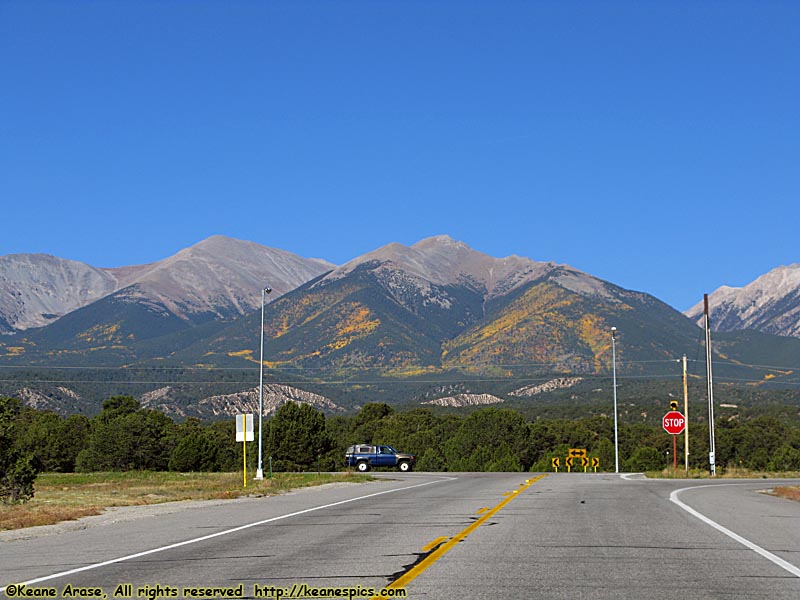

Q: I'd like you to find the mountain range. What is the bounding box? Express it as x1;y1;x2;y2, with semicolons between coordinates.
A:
1;235;798;415
186;235;703;375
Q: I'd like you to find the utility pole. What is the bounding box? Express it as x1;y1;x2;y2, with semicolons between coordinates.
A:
611;326;619;474
683;354;689;476
255;285;272;480
704;294;716;477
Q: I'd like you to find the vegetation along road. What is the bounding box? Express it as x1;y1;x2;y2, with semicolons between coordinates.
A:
2;473;799;600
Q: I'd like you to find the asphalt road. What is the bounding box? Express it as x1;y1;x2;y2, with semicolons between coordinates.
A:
2;473;799;599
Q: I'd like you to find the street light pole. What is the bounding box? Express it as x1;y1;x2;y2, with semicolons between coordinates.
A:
255;285;271;480
611;326;619;473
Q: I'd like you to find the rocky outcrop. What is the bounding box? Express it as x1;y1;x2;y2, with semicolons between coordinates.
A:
422;393;504;407
140;384;344;418
510;377;584;397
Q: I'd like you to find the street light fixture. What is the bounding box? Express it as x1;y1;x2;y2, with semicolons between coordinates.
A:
611;326;619;473
255;285;272;480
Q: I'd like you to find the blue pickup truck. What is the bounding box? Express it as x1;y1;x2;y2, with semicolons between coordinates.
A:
345;444;416;472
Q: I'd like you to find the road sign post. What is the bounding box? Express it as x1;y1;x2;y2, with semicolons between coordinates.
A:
663;410;686;471
564;450;587;474
672;432;677;469
236;414;254;488
662;411;686;435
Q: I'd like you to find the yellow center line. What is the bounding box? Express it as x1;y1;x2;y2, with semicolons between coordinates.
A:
421;536;450;553
372;474;547;598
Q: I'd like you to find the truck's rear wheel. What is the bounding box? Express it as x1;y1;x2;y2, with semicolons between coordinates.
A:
357;461;370;472
398;460;412;472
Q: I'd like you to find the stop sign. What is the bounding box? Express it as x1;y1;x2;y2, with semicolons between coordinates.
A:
663;410;686;435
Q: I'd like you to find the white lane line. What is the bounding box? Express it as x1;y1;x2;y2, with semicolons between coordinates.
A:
670;484;800;578
1;476;456;592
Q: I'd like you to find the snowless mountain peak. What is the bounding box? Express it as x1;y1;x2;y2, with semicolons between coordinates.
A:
412;234;467;250
0;236;335;332
685;264;800;338
0;253;118;331
324;235;575;299
106;236;335;320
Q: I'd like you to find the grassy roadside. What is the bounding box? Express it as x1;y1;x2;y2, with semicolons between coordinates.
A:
0;471;372;531
644;467;800;480
642;467;800;503
772;486;800;502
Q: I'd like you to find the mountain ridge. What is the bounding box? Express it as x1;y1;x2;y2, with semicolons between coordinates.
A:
324;234;559;299
685;264;800;338
0;236;335;335
0;253;118;332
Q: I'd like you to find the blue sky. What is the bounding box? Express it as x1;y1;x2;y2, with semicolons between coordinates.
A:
1;0;797;311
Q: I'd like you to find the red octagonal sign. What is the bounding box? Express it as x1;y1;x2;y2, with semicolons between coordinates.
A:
663;410;686;435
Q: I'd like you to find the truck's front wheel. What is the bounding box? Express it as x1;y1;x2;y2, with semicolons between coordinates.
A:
357;461;370;472
398;460;412;472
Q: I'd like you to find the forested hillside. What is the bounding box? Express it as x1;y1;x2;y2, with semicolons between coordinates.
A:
3;395;799;504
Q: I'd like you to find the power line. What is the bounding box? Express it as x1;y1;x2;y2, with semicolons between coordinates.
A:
0;357;700;371
0;354;701;370
9;372;796;387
